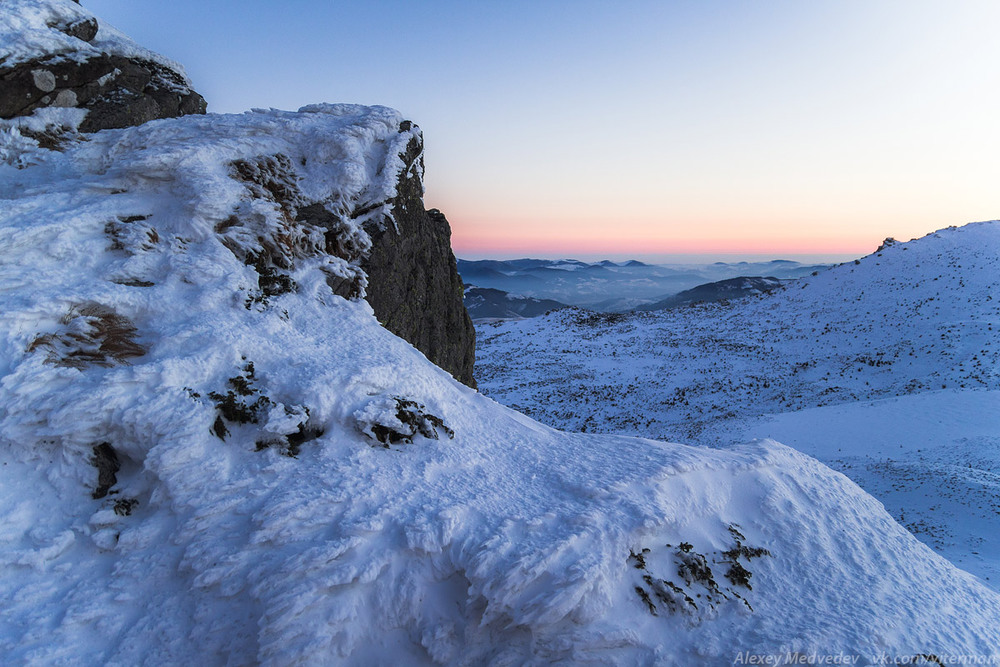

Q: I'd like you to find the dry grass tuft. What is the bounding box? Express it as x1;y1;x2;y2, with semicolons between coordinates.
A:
28;303;147;368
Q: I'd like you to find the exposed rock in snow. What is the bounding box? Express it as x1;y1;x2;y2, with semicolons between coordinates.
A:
0;0;206;132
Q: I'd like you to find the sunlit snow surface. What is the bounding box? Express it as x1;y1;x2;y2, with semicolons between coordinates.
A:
1;106;999;663
477;222;1000;590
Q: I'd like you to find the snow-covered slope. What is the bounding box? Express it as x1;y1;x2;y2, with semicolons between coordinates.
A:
476;222;1000;586
2;65;1000;664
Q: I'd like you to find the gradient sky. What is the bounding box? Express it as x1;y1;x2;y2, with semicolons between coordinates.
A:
85;0;1000;260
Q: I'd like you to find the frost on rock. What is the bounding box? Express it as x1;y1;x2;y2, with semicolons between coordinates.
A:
222;152;371;303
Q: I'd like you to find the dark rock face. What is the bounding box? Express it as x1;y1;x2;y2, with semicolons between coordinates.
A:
1;54;207;132
362;131;477;388
216;141;476;387
91;442;120;499
0;8;206;132
62;17;99;42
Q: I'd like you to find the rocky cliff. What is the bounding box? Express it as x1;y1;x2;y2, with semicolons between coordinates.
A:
0;0;476;387
362;131;476;387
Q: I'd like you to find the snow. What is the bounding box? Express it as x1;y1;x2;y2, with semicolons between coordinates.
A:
0;0;190;79
746;390;1000;585
1;40;999;662
476;221;1000;589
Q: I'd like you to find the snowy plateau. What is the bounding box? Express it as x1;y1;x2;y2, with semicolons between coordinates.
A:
1;1;1000;666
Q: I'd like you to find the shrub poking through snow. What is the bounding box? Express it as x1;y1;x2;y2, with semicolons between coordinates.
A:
629;524;771;617
722;524;771;591
113;498;139;516
104;214;159;254
255;404;323;458
243;251;297;309
206;361;320;456
28;303;146;368
208;361;272;439
355;396;454;446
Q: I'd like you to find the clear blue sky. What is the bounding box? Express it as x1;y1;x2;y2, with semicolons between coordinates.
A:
86;0;1000;260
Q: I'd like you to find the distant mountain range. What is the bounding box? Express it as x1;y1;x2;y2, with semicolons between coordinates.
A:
464;286;569;319
457;257;828;312
636;276;788;311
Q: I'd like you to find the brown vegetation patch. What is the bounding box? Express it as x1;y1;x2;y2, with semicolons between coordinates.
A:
28;303;146;368
104;214;159;253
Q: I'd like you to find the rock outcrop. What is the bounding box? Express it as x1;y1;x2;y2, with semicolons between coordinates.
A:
1;0;475;388
1;53;207;132
0;0;206;132
362;130;477;388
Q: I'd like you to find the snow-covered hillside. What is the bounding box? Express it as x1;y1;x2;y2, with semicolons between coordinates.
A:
2;93;999;667
2;3;1000;662
0;112;998;667
476;222;1000;586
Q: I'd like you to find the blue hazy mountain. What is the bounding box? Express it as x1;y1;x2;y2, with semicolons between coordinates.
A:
457;258;827;311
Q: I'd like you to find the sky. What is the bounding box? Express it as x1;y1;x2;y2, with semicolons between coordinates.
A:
84;0;1000;261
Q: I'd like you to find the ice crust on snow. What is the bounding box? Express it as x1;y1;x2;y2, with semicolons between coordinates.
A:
0;97;999;663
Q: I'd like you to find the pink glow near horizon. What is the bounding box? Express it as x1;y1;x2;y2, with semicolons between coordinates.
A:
419;1;1000;261
450;230;877;259
81;2;1000;258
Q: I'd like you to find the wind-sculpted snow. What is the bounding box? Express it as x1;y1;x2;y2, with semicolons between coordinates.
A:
1;109;999;663
476;221;1000;586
